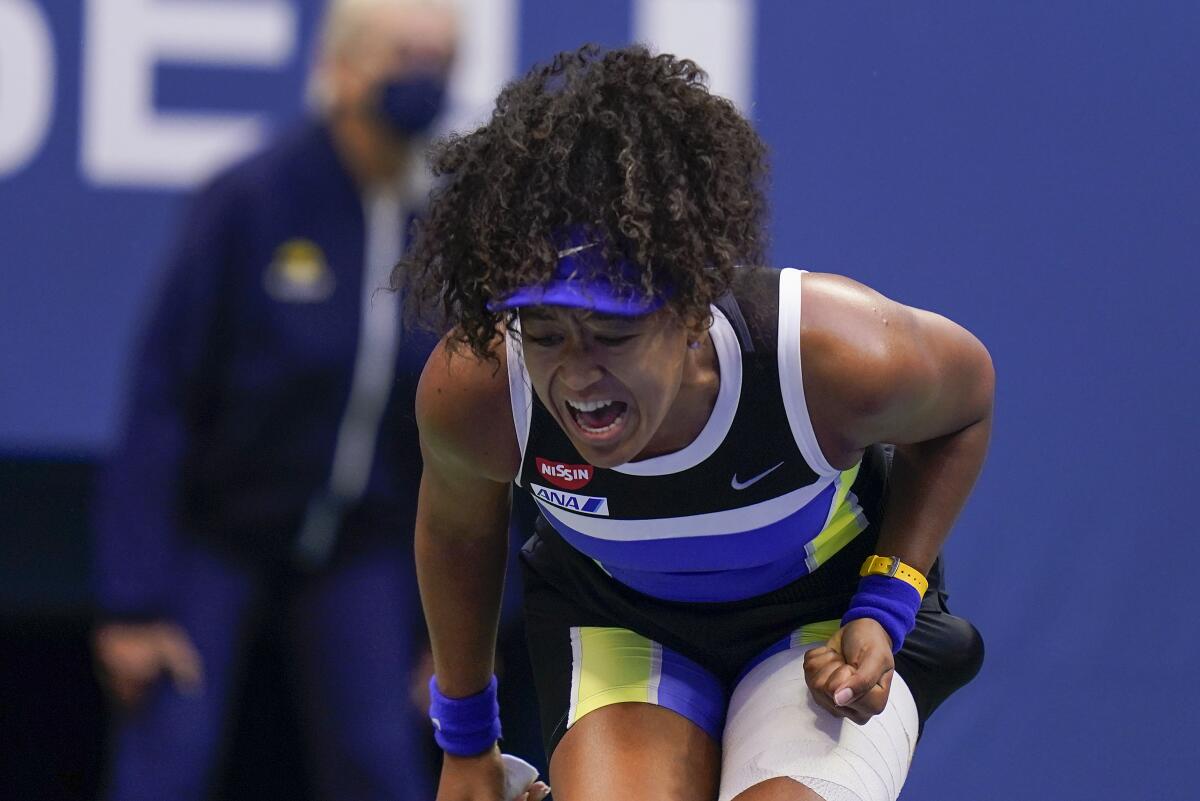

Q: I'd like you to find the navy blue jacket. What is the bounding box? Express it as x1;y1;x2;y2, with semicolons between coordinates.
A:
93;122;436;617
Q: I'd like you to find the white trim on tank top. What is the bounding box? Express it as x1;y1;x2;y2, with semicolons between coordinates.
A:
777;268;839;477
504;316;533;486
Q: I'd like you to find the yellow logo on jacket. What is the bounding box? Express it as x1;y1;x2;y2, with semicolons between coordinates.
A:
263;239;336;302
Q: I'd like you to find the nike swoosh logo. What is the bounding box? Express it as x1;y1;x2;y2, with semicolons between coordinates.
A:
731;462;785;490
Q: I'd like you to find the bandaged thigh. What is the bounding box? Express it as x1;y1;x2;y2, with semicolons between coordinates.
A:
718;643;918;801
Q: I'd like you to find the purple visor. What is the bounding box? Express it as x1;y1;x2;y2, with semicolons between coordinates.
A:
486;230;668;317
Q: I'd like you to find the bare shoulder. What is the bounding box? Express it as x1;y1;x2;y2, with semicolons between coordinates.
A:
799;272;924;411
799;272;911;354
799;272;993;461
416;332;521;484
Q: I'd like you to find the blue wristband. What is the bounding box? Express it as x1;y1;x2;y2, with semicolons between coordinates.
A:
428;675;502;756
841;575;922;653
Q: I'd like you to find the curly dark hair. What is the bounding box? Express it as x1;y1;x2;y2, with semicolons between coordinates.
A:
395;43;769;360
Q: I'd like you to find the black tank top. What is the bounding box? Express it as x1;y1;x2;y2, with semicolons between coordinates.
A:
504;267;873;602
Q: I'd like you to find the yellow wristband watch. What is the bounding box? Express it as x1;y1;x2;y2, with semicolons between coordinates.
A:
859;555;929;598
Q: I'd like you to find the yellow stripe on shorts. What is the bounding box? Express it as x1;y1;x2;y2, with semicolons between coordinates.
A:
791;619;841;646
567;627;662;728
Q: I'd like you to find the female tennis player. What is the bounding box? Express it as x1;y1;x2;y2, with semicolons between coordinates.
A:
399;45;991;801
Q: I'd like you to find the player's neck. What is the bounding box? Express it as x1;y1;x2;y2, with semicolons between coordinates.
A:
635;333;720;460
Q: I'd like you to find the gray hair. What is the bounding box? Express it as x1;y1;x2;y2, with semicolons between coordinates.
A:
306;0;457;112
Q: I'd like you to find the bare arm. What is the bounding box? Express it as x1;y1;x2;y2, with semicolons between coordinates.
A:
800;272;994;723
415;335;555;800
414;335;522;697
802;272;995;574
415;450;511;698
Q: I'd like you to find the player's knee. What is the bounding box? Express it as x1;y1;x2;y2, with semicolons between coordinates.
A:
897;610;984;721
940;615;985;690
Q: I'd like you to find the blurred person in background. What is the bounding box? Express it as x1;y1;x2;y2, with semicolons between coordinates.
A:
90;1;459;799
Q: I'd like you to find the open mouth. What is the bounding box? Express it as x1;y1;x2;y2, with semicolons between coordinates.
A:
564;398;629;439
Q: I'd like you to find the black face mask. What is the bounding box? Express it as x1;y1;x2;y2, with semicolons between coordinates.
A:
376;73;446;136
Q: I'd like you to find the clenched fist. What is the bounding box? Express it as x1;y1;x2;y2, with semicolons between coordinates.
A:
803;617;896;725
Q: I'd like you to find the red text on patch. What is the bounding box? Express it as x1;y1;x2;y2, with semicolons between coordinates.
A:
535;458;594;490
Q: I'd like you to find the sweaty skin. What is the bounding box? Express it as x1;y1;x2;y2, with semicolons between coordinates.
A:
414;273;993;799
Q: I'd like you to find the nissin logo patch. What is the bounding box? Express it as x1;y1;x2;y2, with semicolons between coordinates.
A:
531;486;609;516
535;458;594;490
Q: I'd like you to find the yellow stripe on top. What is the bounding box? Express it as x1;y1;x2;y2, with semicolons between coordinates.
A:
805;463;869;571
568;627;661;728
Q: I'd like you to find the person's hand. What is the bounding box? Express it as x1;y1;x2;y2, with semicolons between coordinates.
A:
803;617;895;725
92;621;204;710
437;747;550;801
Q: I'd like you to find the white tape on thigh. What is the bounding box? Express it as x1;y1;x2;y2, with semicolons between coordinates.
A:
717;644;918;801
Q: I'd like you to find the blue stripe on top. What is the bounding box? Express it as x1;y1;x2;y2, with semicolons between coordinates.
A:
535;481;839;602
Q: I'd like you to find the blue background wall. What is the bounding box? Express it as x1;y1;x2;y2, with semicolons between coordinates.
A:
2;2;1197;798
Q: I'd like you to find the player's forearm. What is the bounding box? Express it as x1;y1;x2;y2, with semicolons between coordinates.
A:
415;519;508;696
873;412;992;574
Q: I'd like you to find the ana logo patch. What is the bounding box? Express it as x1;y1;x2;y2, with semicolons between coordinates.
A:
531;485;609;517
535;458;594;490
